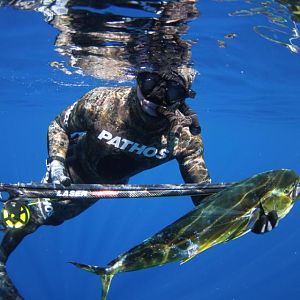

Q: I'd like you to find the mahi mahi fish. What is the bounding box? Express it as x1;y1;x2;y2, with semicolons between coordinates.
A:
71;169;300;300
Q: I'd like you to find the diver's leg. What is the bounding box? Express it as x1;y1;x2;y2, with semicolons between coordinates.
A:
0;261;23;300
0;197;98;263
43;198;98;225
0;231;36;300
0;221;40;300
0;197;96;300
0;194;50;299
1;222;40;263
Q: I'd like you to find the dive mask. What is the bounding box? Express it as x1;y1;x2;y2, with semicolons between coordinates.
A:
137;71;195;106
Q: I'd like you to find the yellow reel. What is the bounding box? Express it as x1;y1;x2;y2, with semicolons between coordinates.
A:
1;201;31;229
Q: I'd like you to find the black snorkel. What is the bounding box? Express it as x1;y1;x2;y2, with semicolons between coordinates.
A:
136;70;200;136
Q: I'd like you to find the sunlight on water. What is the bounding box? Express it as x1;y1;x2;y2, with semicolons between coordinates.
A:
219;0;300;53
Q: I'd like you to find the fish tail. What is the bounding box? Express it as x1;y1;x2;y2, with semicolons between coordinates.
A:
70;261;114;300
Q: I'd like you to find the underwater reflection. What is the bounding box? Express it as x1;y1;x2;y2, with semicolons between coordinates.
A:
0;0;199;81
223;0;300;53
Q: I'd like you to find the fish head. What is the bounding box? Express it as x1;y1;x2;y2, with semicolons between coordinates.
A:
261;169;300;220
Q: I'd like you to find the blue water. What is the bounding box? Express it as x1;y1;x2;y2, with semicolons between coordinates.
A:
1;1;300;299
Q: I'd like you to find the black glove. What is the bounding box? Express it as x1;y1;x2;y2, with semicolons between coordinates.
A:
252;208;279;234
48;157;71;187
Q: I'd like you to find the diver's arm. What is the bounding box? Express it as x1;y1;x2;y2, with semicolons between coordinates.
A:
47;100;87;185
47;89;102;184
176;132;211;206
48;87;120;160
47;113;73;185
48;94;92;160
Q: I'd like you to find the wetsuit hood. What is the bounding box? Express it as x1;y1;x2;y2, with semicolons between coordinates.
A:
136;69;195;108
135;70;200;137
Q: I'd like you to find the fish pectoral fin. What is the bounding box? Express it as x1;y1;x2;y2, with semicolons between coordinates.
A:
180;254;197;265
180;250;201;265
180;243;214;265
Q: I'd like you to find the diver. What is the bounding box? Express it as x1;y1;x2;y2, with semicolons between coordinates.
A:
2;67;208;229
0;68;278;299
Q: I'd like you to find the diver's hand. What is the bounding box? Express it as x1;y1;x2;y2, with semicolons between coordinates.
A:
252;210;279;234
157;106;192;137
49;157;71;186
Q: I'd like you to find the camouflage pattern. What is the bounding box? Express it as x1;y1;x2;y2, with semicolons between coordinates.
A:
0;1;205;299
0;85;209;300
48;86;210;186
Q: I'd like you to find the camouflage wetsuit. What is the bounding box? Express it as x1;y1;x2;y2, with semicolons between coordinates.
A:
0;86;210;299
44;85;210;220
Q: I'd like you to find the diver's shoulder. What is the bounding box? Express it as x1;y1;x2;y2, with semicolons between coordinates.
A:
79;86;133;105
87;86;133;97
